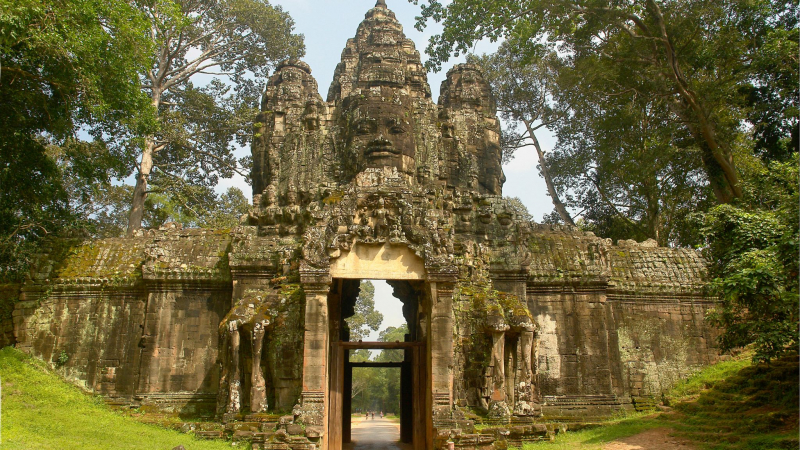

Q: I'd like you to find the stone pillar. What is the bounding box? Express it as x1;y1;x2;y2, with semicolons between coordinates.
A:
250;321;268;413
490;329;506;403
505;336;516;405
296;271;331;433
428;278;456;412
512;321;541;416
519;325;535;395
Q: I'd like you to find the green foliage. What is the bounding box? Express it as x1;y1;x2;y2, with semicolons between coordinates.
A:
55;350;69;367
702;157;799;362
351;324;410;414
0;0;155;139
0;347;231;449
344;281;384;341
0;0;154;279
505;197;533;222
82;184;137;238
200;187;251;229
127;0;305;232
412;0;798;205
547;74;713;246
142;186;247;230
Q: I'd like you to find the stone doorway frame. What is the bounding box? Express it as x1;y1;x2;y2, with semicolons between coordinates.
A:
327;341;427;450
299;242;455;450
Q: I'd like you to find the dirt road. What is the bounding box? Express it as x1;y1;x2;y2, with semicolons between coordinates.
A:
343;416;412;450
603;428;696;450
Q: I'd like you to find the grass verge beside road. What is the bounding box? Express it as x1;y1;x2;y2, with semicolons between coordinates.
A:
0;347;232;450
523;350;798;450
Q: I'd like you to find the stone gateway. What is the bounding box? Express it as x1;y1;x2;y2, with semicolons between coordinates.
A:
10;2;719;449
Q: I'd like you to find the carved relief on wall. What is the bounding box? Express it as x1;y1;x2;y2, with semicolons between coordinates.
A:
218;294;274;416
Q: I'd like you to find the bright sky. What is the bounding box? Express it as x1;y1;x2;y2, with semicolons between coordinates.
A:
220;0;559;334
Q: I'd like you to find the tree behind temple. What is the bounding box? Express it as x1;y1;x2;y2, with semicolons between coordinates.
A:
468;44;575;226
703;157;799;362
345;281;383;341
412;0;798;204
0;0;154;279
126;0;304;235
547;61;713;246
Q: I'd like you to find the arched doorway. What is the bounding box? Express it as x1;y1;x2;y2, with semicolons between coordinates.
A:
326;278;428;450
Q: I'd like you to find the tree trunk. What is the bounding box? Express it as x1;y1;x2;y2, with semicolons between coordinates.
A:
645;0;742;203
524;121;576;226
125;138;155;236
126;87;162;236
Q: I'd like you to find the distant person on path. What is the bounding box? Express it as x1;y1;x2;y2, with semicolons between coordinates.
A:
365;411;369;420
371;411;374;420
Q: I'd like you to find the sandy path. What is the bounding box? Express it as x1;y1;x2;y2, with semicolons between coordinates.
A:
343;416;412;450
603;428;696;450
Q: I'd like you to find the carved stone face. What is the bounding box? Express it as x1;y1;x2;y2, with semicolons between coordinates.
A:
347;100;416;175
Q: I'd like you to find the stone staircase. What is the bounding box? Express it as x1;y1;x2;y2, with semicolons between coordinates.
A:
631;396;659;412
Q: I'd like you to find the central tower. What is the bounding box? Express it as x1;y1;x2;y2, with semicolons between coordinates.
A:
248;0;504;217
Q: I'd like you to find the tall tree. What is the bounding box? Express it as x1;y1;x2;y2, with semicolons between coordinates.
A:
411;0;798;204
0;0;154;278
374;324;409;414
547;57;713;246
126;0;304;235
345;281;384;341
143;186;250;230
468;44;575;225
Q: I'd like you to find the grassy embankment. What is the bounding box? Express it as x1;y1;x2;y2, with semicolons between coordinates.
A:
0;347;232;450
523;350;799;450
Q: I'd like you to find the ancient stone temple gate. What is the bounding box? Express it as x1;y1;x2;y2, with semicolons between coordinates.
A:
10;2;720;449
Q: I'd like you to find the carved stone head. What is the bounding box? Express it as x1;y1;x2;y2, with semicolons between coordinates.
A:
344;97;416;176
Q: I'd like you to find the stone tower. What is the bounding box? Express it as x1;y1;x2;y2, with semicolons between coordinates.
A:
11;2;720;450
249;0;504;210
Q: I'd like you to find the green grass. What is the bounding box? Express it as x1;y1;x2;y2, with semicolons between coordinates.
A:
662;352;799;450
385;413;401;423
0;347;233;450
522;351;799;450
521;413;661;450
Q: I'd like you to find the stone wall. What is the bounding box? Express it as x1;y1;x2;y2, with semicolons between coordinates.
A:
136;288;231;414
530;288;617;398
445;225;720;420
610;297;719;399
12;230;240;415
16;286;146;398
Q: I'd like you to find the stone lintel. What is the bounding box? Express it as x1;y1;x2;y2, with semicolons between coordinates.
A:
488;269;528;283
425;266;458;284
299;270;332;288
329;243;426;281
142;278;232;291
526;277;609;291
229;268;279;280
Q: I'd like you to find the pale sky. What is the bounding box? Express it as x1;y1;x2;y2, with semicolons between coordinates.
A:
222;0;559;336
